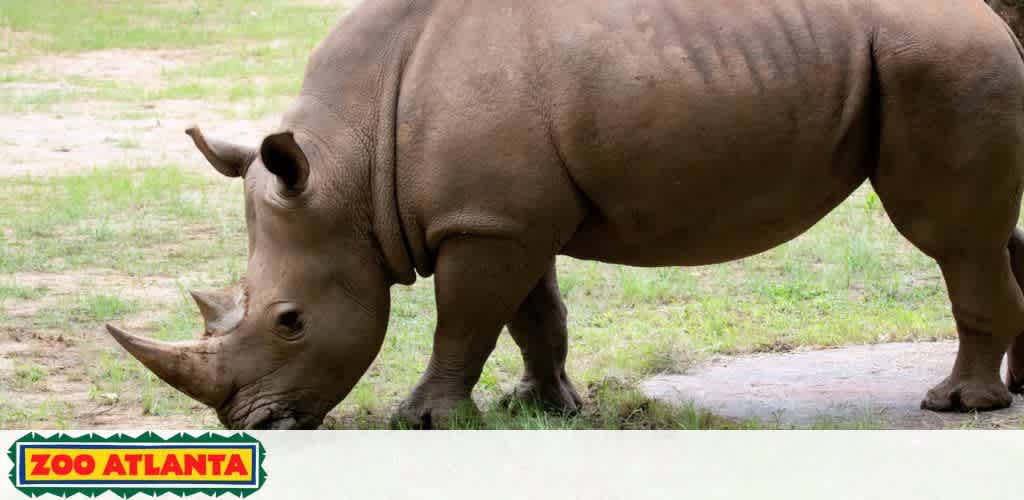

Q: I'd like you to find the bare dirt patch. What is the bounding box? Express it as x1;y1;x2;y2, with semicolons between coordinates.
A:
3;268;191;320
2;43;280;178
15;48;200;88
0;325;213;429
2;80;84;97
11;269;202;305
0;28;51;55
0;101;278;178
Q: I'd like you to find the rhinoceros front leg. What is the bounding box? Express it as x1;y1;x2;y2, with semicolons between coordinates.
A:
503;262;582;413
394;236;553;429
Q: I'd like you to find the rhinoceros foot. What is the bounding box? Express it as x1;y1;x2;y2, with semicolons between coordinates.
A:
392;390;480;430
920;376;1013;412
500;371;583;415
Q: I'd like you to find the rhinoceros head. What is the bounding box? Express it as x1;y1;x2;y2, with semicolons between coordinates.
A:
106;126;391;429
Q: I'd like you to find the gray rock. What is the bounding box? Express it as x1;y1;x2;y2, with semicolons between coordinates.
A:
641;342;1024;429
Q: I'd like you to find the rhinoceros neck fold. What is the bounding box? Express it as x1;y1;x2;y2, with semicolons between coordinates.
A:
297;0;432;285
371;34;420;286
369;2;431;286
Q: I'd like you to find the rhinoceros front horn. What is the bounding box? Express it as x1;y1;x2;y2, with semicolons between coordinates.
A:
105;325;233;408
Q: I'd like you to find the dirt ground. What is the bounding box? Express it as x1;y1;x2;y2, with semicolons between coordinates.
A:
1;45;278;178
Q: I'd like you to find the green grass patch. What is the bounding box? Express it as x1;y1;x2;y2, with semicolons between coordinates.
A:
0;0;341;54
0;397;73;429
31;293;140;329
8;361;48;391
0;164;245;275
0;1;343;113
0;281;46;301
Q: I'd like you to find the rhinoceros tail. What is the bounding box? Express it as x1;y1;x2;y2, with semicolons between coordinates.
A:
1005;20;1024;65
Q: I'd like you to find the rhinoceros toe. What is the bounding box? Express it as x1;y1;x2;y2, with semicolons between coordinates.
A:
921;376;1013;412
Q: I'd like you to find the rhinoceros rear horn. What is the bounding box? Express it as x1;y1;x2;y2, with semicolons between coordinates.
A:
190;289;244;336
105;324;233;408
186;126;256;178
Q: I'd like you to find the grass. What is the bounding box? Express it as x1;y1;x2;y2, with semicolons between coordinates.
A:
0;1;340;54
0;165;246;276
32;294;140;329
0;281;46;301
9;361;47;391
0;397;73;429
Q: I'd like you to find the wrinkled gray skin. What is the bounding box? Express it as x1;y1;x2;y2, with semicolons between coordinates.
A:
109;0;1024;429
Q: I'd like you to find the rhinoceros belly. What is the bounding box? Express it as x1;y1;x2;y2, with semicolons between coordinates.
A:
555;0;877;266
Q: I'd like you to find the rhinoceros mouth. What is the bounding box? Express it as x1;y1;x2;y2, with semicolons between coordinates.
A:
249;414;322;430
217;387;329;430
224;406;324;430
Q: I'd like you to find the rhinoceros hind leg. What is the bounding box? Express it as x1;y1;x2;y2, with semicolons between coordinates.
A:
501;262;583;414
871;45;1023;411
392;236;554;429
1005;229;1024;394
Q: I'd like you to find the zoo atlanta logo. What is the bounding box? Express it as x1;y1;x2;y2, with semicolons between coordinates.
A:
7;432;266;498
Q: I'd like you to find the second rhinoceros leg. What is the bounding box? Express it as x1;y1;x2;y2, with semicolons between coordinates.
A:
1005;229;1024;394
1008;332;1024;394
394;236;553;429
504;261;583;412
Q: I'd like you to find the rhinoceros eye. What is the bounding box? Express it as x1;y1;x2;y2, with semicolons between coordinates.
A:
269;303;304;340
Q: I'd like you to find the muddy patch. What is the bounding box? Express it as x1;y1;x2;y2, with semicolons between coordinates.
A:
642;341;1024;429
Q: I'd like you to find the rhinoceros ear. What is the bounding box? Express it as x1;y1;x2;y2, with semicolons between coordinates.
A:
185;126;256;178
260;131;309;194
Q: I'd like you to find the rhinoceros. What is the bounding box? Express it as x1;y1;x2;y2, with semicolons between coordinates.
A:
107;0;1024;429
989;0;1024;40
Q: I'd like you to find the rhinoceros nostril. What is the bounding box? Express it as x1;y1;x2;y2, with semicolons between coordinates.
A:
251;417;274;430
268;417;298;430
